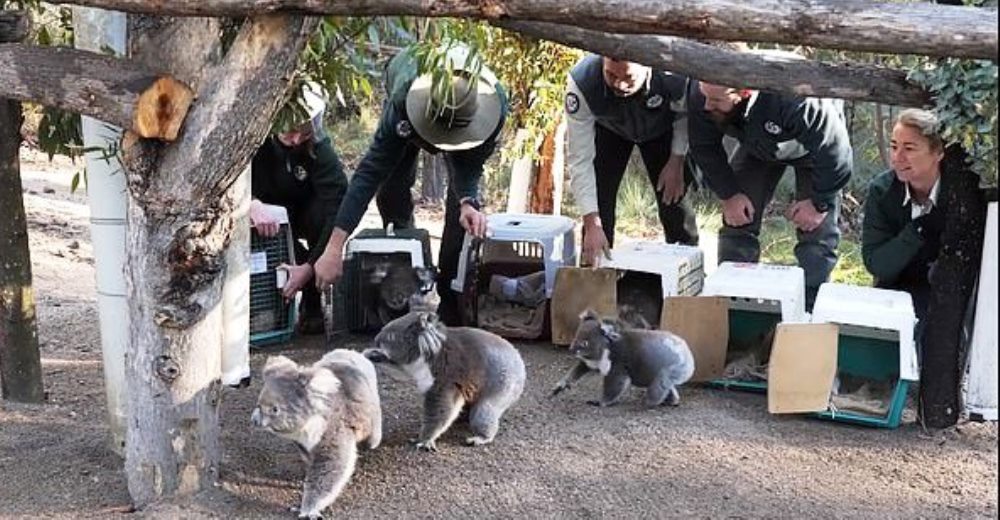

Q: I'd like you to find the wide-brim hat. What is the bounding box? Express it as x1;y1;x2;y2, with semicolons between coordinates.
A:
405;70;502;152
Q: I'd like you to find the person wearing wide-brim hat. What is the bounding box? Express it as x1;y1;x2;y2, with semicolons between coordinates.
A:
313;42;509;326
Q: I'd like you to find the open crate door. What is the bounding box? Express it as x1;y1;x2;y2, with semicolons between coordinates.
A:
768;323;839;414
550;267;618;345
662;296;730;382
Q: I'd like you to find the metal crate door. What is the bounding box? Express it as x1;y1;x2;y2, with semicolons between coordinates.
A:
249;223;297;346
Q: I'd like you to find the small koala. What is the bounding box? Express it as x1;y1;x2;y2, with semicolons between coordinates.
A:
551;309;695;408
363;311;526;452
368;262;438;324
251;350;382;520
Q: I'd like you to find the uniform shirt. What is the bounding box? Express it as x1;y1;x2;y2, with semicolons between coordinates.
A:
251;136;348;264
688;84;852;210
565;54;689;216
334;46;509;235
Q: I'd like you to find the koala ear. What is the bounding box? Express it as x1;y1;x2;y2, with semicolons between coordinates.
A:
579;308;600;322
307;367;341;397
263;355;297;376
413;267;437;291
599;319;622;342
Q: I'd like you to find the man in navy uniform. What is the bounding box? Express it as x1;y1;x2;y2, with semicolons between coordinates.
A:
313;43;508;325
688;80;852;308
566;55;698;267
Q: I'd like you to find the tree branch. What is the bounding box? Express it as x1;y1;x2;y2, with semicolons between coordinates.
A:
497;21;931;107
42;0;998;60
0;43;193;140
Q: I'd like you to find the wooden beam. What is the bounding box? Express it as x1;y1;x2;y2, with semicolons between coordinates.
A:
42;0;998;60
0;11;29;43
497;21;932;107
0;44;194;141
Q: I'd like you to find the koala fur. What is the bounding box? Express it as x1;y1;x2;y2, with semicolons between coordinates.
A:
551;309;695;408
251;350;382;519
363;311;526;452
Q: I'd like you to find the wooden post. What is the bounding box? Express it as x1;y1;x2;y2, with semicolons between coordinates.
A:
0;10;43;404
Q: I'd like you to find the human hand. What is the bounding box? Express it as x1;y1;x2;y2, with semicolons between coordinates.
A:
582;219;612;267
279;263;314;300
313;250;344;289
249;199;280;237
784;199;827;232
656;155;686;205
721;193;755;227
459;204;488;238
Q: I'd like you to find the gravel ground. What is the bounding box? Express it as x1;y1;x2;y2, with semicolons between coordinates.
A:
1;150;996;519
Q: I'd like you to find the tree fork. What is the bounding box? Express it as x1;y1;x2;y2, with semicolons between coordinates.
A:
42;0;998;60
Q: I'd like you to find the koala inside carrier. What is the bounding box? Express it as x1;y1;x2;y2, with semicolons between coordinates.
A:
327;227;435;336
249;207;297;347
452;214;576;340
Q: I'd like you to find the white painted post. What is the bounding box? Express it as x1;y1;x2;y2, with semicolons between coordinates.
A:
72;7;128;455
965;202;997;421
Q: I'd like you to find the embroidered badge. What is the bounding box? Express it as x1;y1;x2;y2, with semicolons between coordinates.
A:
646;94;664;109
293;165;309;181
396;120;413;138
764;121;783;135
565;92;580;114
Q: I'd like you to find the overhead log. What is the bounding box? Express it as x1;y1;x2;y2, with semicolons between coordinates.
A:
0;43;193;141
497;21;932;107
42;0;998;60
0;10;29;43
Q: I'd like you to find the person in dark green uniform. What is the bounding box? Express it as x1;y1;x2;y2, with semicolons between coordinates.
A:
313;43;508;326
250;85;348;334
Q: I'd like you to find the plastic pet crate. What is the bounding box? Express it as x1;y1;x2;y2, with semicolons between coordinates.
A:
700;262;807;392
809;283;917;428
451;213;575;340
330;227;434;334
249;205;297;347
602;241;705;328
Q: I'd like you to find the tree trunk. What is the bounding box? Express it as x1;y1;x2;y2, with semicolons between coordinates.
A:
119;14;314;508
43;0;998;60
873;103;890;169
0;96;44;404
0;43;194;140
529;118;561;214
497;21;932;107
506;128;536;213
419;151;445;204
0;11;43;404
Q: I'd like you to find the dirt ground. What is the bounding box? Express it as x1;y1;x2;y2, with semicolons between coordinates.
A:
1;149;997;519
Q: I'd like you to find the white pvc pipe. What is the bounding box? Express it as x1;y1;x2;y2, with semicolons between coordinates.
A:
966;202;997;420
72;7;128;455
221;167;251;386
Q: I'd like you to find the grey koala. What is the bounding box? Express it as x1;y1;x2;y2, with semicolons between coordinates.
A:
551;309;695;408
251;350;382;520
363;311;526;452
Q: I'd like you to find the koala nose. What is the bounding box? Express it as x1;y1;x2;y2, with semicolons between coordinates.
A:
363;349;389;363
250;408;262;427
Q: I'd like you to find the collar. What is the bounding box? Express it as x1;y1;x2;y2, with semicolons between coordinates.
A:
742;90;760;119
903;177;941;208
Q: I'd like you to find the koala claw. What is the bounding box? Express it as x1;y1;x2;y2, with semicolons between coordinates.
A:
298;511;323;520
415;440;438;452
550;385;567;397
465;435;491;447
586;399;604;407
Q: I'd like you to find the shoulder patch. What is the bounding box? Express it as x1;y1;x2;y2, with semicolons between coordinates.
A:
565;92;580;114
764;121;783;135
396;119;413;138
646;94;664;109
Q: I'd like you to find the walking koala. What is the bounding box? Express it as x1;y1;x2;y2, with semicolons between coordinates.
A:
551;309;695;408
251;350;382;520
363;311;526;452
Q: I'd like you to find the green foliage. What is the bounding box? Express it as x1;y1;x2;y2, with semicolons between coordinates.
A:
910;59;998;185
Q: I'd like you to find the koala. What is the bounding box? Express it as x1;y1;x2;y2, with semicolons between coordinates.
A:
551;309;695;408
368;262;437;324
251;350;382;520
363;311;526;452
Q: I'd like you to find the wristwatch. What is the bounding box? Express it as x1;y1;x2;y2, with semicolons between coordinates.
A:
813;199;831;213
459;196;482;211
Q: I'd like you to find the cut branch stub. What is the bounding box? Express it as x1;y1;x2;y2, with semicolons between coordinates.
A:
0;10;30;43
134;77;196;141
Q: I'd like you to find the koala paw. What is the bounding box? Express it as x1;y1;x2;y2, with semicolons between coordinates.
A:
297;509;323;520
414;439;438;452
465;435;492;447
549;384;567;397
586;399;604;407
